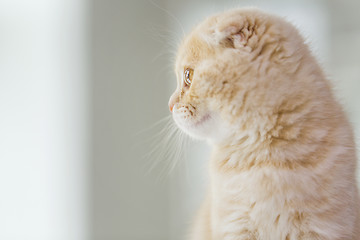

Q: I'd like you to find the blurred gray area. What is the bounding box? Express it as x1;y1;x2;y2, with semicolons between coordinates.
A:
91;1;170;239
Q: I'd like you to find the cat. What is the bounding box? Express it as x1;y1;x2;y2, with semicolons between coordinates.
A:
168;8;360;240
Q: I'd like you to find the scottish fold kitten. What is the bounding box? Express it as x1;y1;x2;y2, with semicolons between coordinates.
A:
169;8;360;240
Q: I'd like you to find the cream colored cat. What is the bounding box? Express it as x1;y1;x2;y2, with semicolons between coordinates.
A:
168;8;360;240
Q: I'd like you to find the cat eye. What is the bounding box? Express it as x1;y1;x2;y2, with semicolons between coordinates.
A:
183;68;193;87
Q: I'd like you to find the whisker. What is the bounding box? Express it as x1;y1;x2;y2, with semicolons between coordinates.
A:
143;121;179;174
141;115;190;181
148;0;186;38
167;128;184;174
134;115;172;136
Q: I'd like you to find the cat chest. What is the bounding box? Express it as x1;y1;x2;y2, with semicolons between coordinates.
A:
210;170;302;239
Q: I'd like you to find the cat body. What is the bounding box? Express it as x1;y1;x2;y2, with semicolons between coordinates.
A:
169;8;360;240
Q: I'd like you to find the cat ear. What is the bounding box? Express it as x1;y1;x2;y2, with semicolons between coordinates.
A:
209;16;253;49
216;25;247;49
201;25;247;49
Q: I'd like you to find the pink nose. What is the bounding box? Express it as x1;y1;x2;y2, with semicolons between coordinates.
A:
168;91;180;113
169;103;174;112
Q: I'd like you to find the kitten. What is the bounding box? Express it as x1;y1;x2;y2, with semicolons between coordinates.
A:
168;8;360;240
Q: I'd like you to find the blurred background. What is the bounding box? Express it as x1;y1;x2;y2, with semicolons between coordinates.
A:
0;0;359;239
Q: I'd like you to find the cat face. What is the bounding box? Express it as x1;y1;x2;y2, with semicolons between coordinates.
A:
168;33;234;142
169;8;307;144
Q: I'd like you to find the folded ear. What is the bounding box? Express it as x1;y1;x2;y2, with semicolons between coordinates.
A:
206;14;259;51
214;14;250;49
216;25;247;49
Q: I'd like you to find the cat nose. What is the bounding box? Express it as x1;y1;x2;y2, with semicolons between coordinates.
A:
168;99;175;112
169;103;174;112
168;91;180;113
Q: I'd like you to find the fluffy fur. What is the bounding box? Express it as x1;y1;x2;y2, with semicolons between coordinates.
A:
168;8;360;240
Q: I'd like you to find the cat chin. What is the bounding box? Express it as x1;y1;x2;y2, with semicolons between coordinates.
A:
173;112;230;142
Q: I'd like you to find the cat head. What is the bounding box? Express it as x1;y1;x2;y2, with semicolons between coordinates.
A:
169;8;311;144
